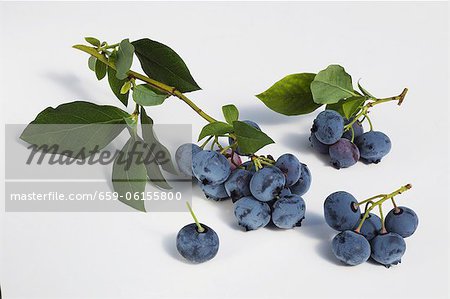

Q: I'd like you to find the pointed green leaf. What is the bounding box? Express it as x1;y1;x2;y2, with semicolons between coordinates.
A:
141;107;178;177
341;96;366;119
198;121;233;141
222;104;239;124
107;52;129;106
256;73;321;115
85;37;101;47
232;121;274;155
311;65;357;104
115;39;134;80
20;101;129;157
132;84;169;106
357;80;374;98
95;60;107;80
112;137;148;212
88;56;97;71
132;38;201;93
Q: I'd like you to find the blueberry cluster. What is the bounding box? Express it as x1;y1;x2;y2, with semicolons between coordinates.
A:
323;188;418;267
310;110;392;168
175;143;312;231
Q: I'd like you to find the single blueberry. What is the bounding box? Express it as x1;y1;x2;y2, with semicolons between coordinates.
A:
192;150;231;185
249;166;286;202
324;191;361;231
385;206;418;238
354;131;391;163
290;163;312;196
370;232;406;267
309;132;330;154
224;168;253;202
356;213;382;241
312;110;344;145
175;143;202;177
275;153;302;187
331;230;371;266
176;223;219;263
234;196;271;231
329;138;360;169
199;182;229;201
272;194;306;229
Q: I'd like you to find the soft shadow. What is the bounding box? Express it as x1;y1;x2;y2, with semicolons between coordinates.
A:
238;105;298;125
162;233;192;264
301;211;334;240
315;240;344;266
280;132;330;166
213;198;243;231
43;71;93;100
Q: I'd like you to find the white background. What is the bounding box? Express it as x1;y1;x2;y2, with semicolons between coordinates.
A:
1;2;449;298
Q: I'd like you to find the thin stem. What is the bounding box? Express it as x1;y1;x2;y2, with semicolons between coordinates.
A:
379;204;386;233
391;197;399;211
356;194;387;206
200;136;213;149
220;145;233;154
365;114;374;131
74;45;217;123
186;202;205;233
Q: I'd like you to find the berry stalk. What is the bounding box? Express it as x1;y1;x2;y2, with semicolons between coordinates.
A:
186;202;205;233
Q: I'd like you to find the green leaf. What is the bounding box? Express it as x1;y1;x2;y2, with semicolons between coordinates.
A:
222;104;239;124
132;38;201;93
85;37;101;47
232;121;274;154
115;39;134;80
326;101;345;117
311;65;357;104
88;56;97;71
107;52;129;106
112;137;148;212
20;101;129;156
132;84;169;106
256;73;321;116
95;60;107;80
198;121;233;141
141;107;178;179
341;96;366;119
120;81;132;95
357;80;374;98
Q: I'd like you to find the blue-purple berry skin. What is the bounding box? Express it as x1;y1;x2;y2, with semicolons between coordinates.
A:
234;196;271;231
275;153;301;187
279;188;292;197
370;232;406;267
357;213;382;241
332;230;371;266
290;163;312;196
175;143;202;177
310;132;330;154
342;119;364;140
249;167;286;202
176;223;219;263
224;169;253;203
199;182;229;201
385;206;418;238
329;138;360;169
312;110;344;145
324;191;361;231
192;150;231;185
355;131;391;163
272;195;306;229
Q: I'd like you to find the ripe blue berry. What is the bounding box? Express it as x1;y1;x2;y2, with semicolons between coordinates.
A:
342;119;364;140
272;194;306;229
385;206;418;238
192;150;231;185
249;167;286;202
357;213;382;241
329;138;360;169
224;169;253;202
309;132;330;154
370;232;406;267
331;230;371;266
311;110;344;145
290;163;311;196
234;196;271;231
199;182;229;201
324;191;361;231
275;153;301;186
355;131;391;163
175;143;202;177
176;223;219;263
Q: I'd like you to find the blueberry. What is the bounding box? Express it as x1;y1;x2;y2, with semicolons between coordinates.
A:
324;191;361;231
279;187;292;197
309;132;330;154
370;232;406;267
241;161;257;173
311;110;344;145
249;167;286;202
234;196;271;231
272;194;306;229
355;131;391;163
275;153;301;186
342;119;364;140
176;223;219;263
192;150;231;185
357;213;382;241
385;206;418;238
175;143;202;177
290;163;312;196
331;230;371;266
229;120;261;155
329;138;360;169
199;182;229;201
224;169;253;202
